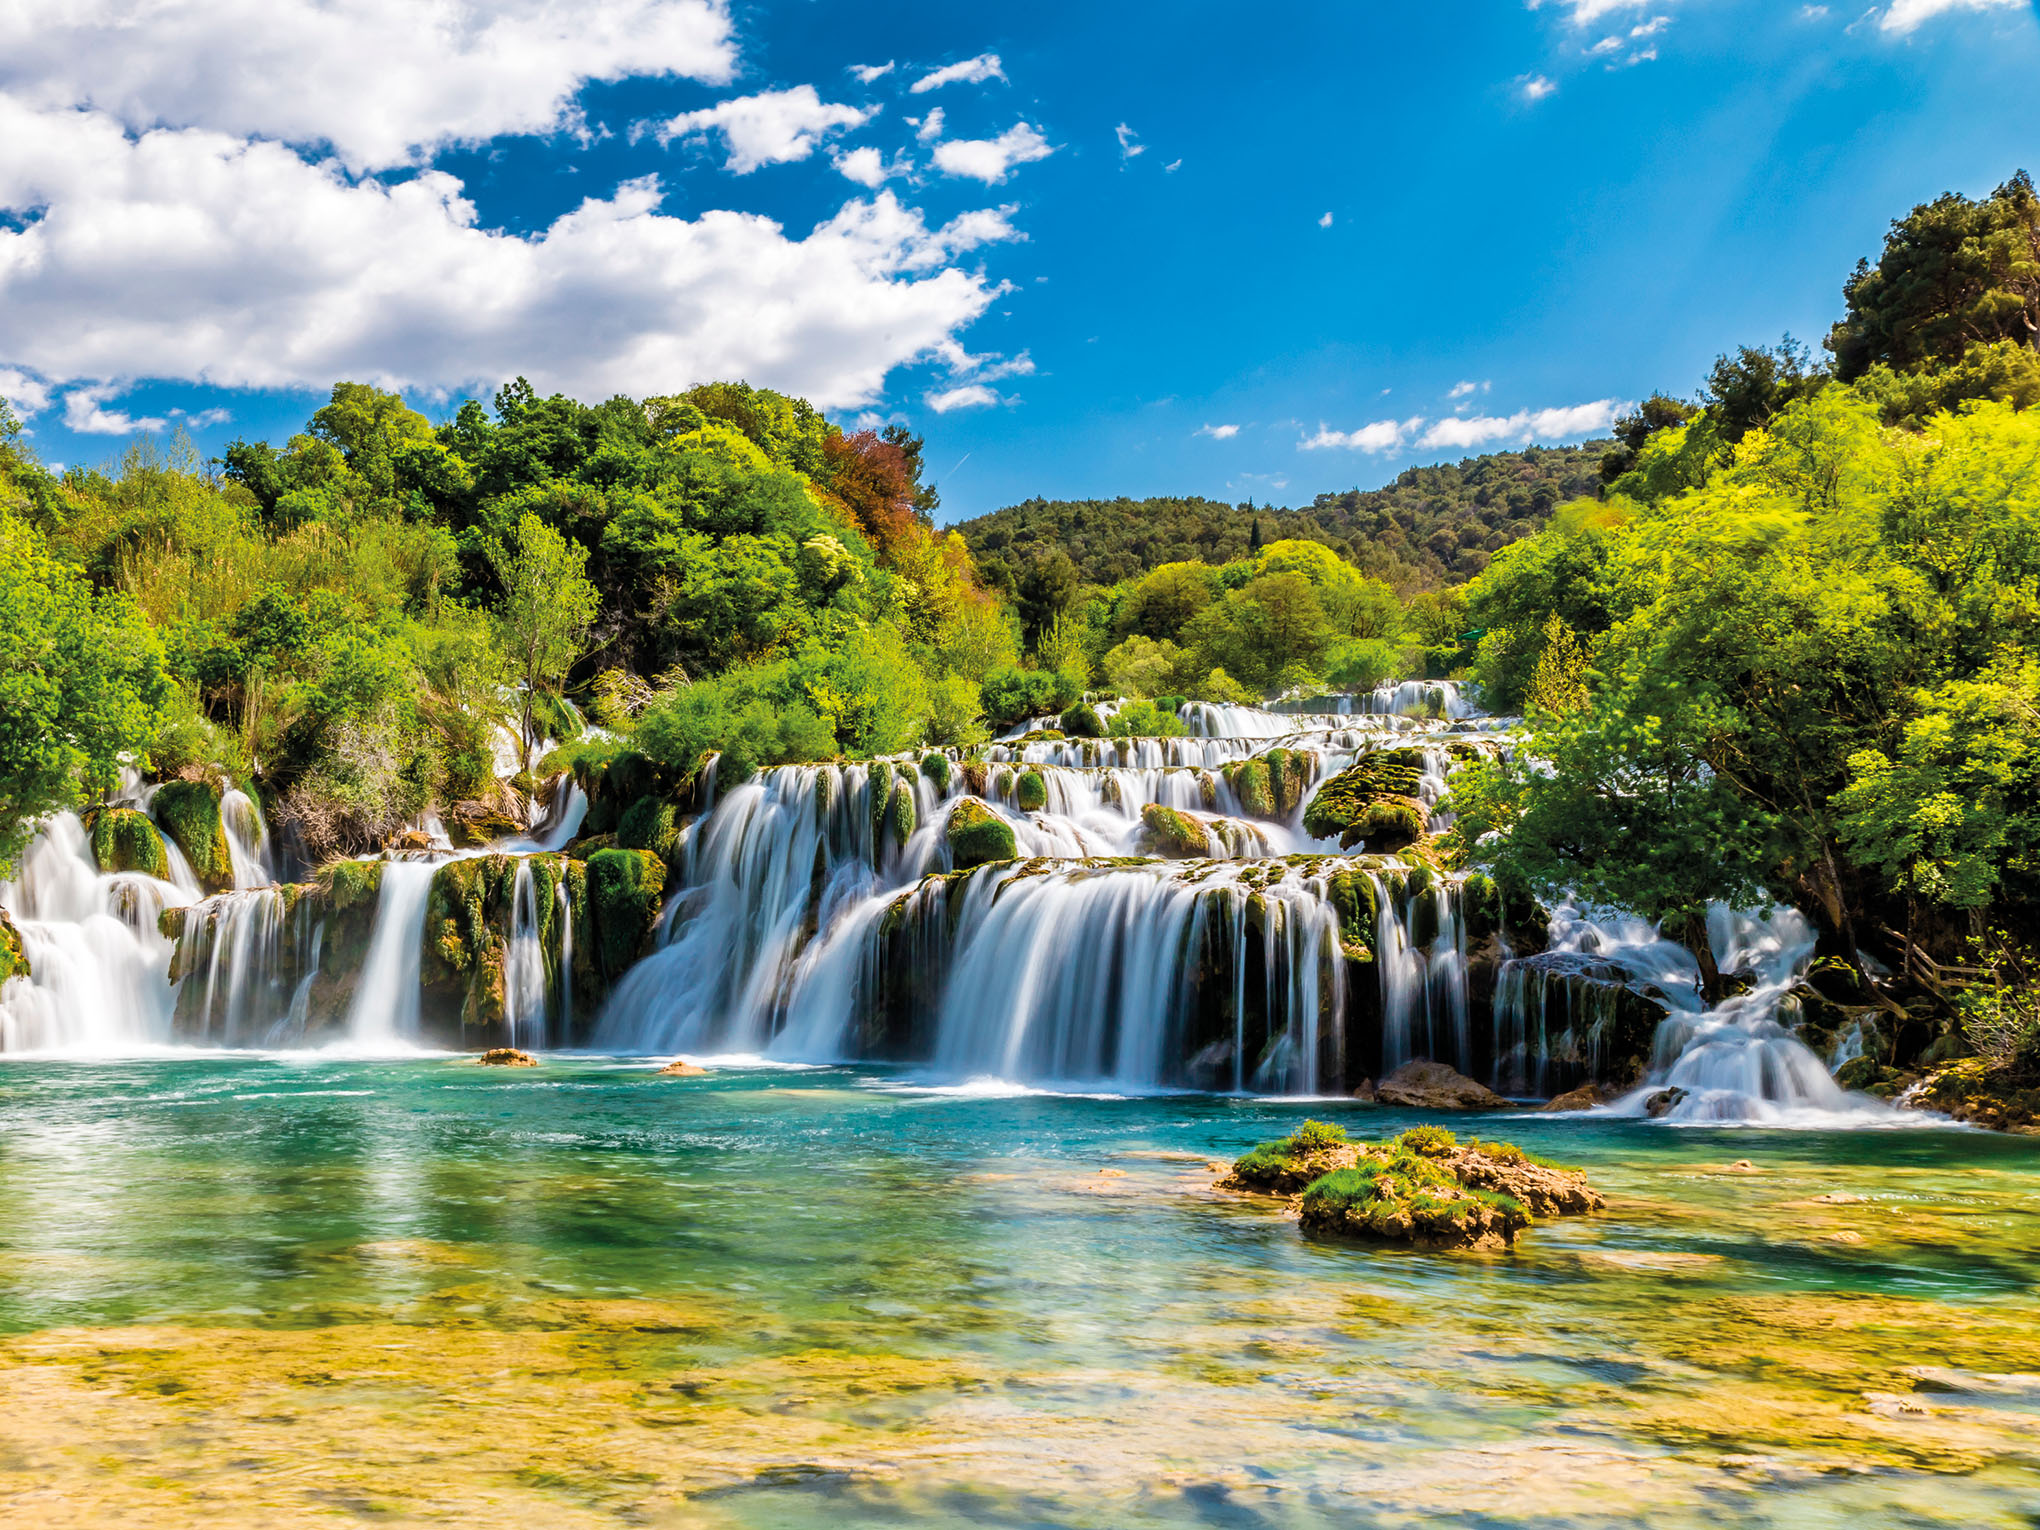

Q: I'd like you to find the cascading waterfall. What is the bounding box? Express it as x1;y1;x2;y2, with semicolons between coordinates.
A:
501;859;549;1051
178;887;307;1045
0;813;196;1052
343;860;438;1048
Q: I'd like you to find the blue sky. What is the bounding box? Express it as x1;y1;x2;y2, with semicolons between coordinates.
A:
3;0;2037;521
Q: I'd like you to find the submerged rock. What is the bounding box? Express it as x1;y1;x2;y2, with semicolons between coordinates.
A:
1229;1122;1603;1251
478;1048;538;1067
1374;1059;1509;1111
1539;1082;1615;1112
1644;1086;1690;1118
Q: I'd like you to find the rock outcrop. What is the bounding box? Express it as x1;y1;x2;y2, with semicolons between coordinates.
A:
1374;1059;1510;1111
1301;749;1430;851
1902;1059;2040;1134
945;798;1017;871
478;1048;538;1067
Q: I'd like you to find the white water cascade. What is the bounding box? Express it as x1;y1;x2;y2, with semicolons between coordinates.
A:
342;860;438;1048
501;859;549;1050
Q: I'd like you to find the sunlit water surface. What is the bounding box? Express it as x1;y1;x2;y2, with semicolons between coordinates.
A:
1;1056;2036;1528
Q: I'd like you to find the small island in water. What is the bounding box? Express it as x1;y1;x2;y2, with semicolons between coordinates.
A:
1;54;2039;1530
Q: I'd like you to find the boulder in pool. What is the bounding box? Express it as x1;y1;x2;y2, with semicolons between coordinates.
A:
478;1048;539;1067
1374;1059;1509;1111
656;1059;709;1077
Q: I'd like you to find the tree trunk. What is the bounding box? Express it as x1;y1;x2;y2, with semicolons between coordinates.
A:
1678;911;1723;1002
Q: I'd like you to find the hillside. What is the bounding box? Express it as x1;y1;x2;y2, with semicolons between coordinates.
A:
956;441;1609;592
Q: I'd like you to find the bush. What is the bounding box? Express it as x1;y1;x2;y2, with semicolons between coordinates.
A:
1014;769;1048;813
982;665;1080;727
1059;702;1103;738
1292;1119;1349;1152
1105;699;1186;739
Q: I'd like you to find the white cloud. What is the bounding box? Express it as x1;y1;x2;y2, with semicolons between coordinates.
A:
0;102;1022;411
1519;74;1558;101
64;383;166;434
1116;123;1145;159
932;123;1055;184
657;86;871;174
1300;399;1624;453
910;54;1006;93
848;61;895;84
1880;0;2024;32
0;366;52;416
1630;15;1672;36
916;107;947;144
1197;423;1240;440
833;145;910;188
926;383;1000;412
177;406;233;427
1447;380;1489;399
1164;158;1182;172
1529;0;1656;23
1301;419;1418;452
1318;211;1334;228
0;0;736;173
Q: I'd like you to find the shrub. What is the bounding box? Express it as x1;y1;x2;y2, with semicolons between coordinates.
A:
1015;769;1048;813
946;797;1017;870
1292;1119;1348;1152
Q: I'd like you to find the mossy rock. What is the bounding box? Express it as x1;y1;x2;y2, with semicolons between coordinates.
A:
920;752;952;792
316;857;386;912
1325;869;1380;962
881;779;917;849
617;796;677;857
867;762;896;840
90;808;171;880
1905;1058;2040;1133
946;798;1017;871
1228;759;1276;819
152;779;232;891
1138;803;1211;859
1059;703;1103;738
586;848;666;979
1302;749;1431;851
1015;769;1048;813
0;909;27;983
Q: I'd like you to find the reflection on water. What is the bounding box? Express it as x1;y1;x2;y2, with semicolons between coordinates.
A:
0;1056;2036;1528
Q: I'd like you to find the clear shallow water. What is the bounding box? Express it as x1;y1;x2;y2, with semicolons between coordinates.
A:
1;1057;2037;1528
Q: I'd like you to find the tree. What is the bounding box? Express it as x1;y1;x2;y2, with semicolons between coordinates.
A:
1828;171;2040;380
489;513;599;767
0;513;167;875
1701;337;1827;443
1599;393;1699;482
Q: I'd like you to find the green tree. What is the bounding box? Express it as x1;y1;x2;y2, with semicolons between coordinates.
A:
1828;170;2040;380
0;513;168;874
489;513;599;765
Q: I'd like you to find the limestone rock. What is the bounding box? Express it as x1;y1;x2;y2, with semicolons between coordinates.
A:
1644;1086;1690;1118
478;1048;538;1067
1539;1082;1615;1112
946;797;1017;871
1901;1059;2040;1134
656;1059;708;1076
1137;803;1211;859
1374;1059;1509;1112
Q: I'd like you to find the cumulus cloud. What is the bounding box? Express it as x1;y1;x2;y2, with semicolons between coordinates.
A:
0;0;736;173
932;123;1055;183
910;54;1006;93
0;101;1023;410
925;383;1000;412
1196;423;1240;440
1301;399;1625;453
0;366;53;416
1318;211;1334;228
1881;0;2024;31
848;61;895;84
1116;123;1145;160
657;86;871;174
833;145;910;188
915;107;946;144
1447;380;1488;399
64;383;166;434
1519;74;1558;101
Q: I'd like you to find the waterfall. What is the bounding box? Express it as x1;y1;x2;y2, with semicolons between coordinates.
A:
501;859;549;1050
0;813;195;1052
221;788;272;889
179;887;306;1045
343;860;438;1048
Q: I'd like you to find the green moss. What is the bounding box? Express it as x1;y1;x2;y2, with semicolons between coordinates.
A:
585;848;666;979
1301;749;1431;850
1015;769;1048;813
1059;703;1103;738
317;857;386;912
152;779;232;891
1138;803;1210;859
0;910;27;984
90;808;171;880
920;753;952;792
1229;760;1275;819
617;797;676;857
882;779;917;849
946;798;1017;871
868;762;896;840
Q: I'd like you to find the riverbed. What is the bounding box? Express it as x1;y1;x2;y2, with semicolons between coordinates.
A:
0;1055;2035;1527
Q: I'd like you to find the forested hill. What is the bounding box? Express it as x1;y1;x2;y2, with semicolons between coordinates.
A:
956;441;1608;592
